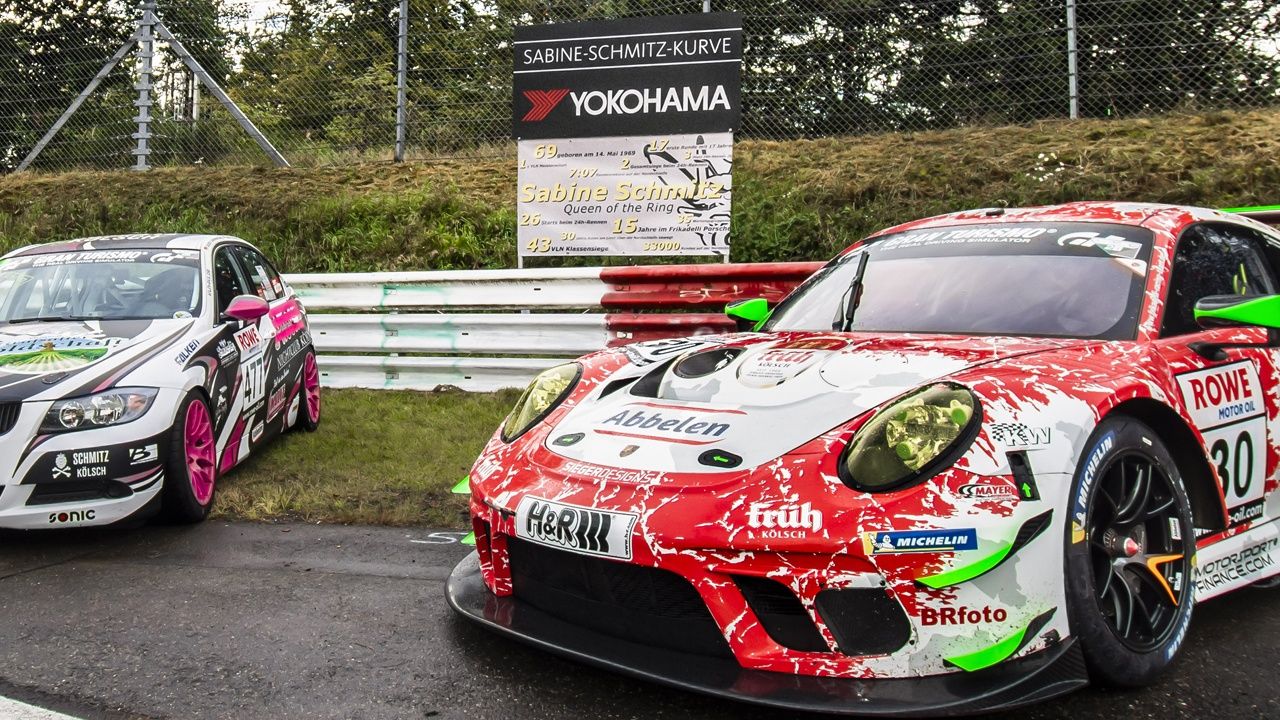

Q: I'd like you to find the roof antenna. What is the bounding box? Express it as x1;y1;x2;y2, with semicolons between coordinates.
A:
984;201;1009;217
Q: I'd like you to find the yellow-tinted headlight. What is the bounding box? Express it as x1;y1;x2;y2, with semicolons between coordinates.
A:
501;363;582;442
841;383;979;492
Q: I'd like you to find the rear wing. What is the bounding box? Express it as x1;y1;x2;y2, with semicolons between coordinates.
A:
1223;205;1280;226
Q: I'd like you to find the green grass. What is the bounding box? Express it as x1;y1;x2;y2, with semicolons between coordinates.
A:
3;109;1280;271
212;387;518;527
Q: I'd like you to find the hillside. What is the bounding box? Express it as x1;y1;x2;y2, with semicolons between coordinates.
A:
2;109;1279;272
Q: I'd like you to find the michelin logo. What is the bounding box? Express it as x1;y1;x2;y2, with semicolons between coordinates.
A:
863;528;978;555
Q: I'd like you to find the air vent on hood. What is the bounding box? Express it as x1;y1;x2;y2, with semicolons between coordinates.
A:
673;348;744;379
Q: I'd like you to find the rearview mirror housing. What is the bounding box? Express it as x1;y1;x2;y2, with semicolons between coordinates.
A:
725;298;770;332
1194;294;1280;330
223;294;270;323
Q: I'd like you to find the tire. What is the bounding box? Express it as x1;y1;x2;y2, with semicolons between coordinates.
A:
162;390;219;523
295;349;321;432
1065;416;1196;687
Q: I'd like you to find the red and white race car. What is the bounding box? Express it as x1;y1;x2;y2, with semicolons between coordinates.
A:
448;202;1280;714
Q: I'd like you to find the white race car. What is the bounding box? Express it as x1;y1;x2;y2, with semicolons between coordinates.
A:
0;234;320;528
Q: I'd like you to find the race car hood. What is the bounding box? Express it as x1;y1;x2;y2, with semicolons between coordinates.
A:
546;332;1082;474
0;318;194;402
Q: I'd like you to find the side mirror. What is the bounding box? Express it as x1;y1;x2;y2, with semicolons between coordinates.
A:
223;294;270;323
1194;294;1280;330
726;298;770;332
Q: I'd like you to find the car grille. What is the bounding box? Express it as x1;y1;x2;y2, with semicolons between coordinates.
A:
734;575;829;652
814;587;911;656
0;403;19;435
26;480;133;506
507;537;733;658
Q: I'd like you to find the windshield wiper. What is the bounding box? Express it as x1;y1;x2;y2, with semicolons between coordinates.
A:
835;252;870;332
5;314;106;325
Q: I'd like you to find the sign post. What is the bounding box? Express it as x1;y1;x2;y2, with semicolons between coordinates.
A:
513;13;743;264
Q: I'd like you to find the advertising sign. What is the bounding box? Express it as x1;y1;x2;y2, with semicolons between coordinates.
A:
518;133;731;257
513;12;742;140
513;13;741;259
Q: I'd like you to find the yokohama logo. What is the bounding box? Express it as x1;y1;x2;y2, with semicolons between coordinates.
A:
522;89;570;121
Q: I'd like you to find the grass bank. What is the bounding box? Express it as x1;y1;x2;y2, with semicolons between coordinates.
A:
213;387;517;527
3;109;1280;271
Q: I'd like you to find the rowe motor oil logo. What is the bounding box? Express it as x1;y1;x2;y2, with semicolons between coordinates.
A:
0;334;121;374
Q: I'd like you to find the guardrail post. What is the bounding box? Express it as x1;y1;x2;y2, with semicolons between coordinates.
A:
395;0;409;162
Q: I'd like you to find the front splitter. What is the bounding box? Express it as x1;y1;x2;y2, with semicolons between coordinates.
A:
445;552;1089;717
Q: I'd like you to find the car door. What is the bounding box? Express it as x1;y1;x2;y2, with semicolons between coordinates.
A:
229;244;305;445
209;244;264;471
1155;222;1280;534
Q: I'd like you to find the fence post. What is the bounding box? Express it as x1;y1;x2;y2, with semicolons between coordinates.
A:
703;0;711;12
1065;0;1079;119
132;0;158;171
395;0;409;162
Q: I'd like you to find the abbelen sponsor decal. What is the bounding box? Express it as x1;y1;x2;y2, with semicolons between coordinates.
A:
863;528;978;554
48;509;96;524
1195;538;1278;592
746;502;822;539
920;605;1009;626
515;496;638;560
595;403;737;444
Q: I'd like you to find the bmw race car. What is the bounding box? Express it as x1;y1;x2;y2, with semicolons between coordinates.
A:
0;234;320;529
448;202;1280;715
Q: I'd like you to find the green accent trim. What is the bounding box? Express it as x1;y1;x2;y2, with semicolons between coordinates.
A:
916;542;1013;589
725;297;770;324
452;476;471;494
460;531;476;546
1194;294;1280;329
1223;204;1280;213
945;622;1030;672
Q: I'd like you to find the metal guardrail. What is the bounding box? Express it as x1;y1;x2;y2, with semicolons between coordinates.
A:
286;262;820;392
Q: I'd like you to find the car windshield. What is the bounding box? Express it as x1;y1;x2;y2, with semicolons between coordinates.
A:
0;249;202;323
764;221;1154;340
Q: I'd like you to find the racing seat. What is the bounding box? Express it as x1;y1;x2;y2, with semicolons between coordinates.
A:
132;269;194;318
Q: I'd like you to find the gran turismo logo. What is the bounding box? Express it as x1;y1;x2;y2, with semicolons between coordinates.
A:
522;89;570;121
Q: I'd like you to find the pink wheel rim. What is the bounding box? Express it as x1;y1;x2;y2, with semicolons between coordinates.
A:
304;352;321;422
184;400;217;505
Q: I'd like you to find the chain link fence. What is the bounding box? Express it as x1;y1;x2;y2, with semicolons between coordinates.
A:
2;0;1278;173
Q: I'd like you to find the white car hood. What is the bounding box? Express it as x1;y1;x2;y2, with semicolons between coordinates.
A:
547;333;1075;474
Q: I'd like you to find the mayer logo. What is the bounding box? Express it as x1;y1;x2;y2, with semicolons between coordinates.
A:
522;89;570;121
863;528;978;555
595;403;741;445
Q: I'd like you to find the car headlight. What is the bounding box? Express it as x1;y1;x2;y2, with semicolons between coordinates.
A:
840;383;980;492
42;388;159;433
502;363;581;442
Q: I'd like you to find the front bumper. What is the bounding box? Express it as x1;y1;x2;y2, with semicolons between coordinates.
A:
447;552;1087;716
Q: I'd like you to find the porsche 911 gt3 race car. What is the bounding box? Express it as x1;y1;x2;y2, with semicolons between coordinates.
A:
448;202;1280;715
0;234;321;529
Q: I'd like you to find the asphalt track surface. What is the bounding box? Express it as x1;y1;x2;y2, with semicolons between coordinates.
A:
0;522;1276;720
